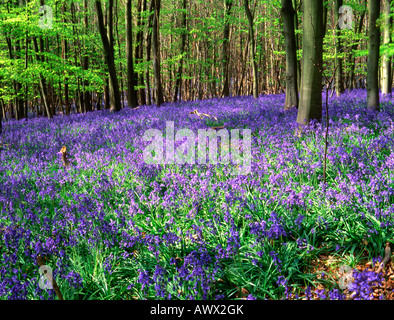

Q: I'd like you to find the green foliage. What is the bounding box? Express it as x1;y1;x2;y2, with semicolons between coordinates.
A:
0;0;389;115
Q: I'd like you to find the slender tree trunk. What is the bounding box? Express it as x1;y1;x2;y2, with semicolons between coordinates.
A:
135;0;147;105
173;0;187;102
145;0;154;106
105;0;120;111
95;0;121;111
126;0;138;108
71;2;81;114
107;0;114;104
264;17;270;93
244;0;258;98
367;0;380;111
24;31;29;118
13;1;25;120
296;0;323;130
281;0;298;110
1;99;6;123
349;9;366;91
382;0;392;96
115;0;125;109
334;0;344;96
83;0;92;112
104;78;110;109
221;0;233;97
40;0;54;117
102;1;109;110
5;34;22;121
33;37;52;119
14;41;24;120
293;0;301;93
152;0;164;105
236;39;249;96
62;3;70;116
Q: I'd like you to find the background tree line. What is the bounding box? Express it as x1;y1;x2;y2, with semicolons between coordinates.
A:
0;0;392;130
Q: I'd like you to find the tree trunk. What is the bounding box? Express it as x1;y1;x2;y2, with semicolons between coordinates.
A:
135;0;147;105
244;0;258;98
382;0;392;96
14;40;24;120
32;37;52;119
349;8;366;91
5;35;22;121
221;0;233;97
62;3;70;116
236;39;249;96
293;0;301;93
24;32;29;118
115;0;125;109
152;0;164;105
296;0;323;130
173;0;187;102
334;0;344;96
281;0;298;110
95;0;121;111
145;0;154;106
104;79;110;109
367;0;380;111
126;0;138;108
71;2;81;114
83;0;92;112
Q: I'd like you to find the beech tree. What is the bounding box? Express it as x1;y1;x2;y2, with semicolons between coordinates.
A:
281;0;298;110
62;2;70;116
95;0;121;111
144;0;154;106
334;0;344;96
296;0;324;129
381;0;392;96
244;0;258;98
348;3;366;91
135;0;147;105
83;0;92;113
366;0;380;111
32;33;52;119
222;0;233;97
126;0;138;108
152;0;164;106
173;0;187;102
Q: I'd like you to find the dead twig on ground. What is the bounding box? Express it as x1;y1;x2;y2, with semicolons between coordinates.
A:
189;109;218;121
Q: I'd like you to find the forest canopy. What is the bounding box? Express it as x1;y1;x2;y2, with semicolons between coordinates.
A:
0;0;392;122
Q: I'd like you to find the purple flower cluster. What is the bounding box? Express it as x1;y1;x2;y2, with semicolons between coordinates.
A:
348;269;384;300
249;212;288;242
